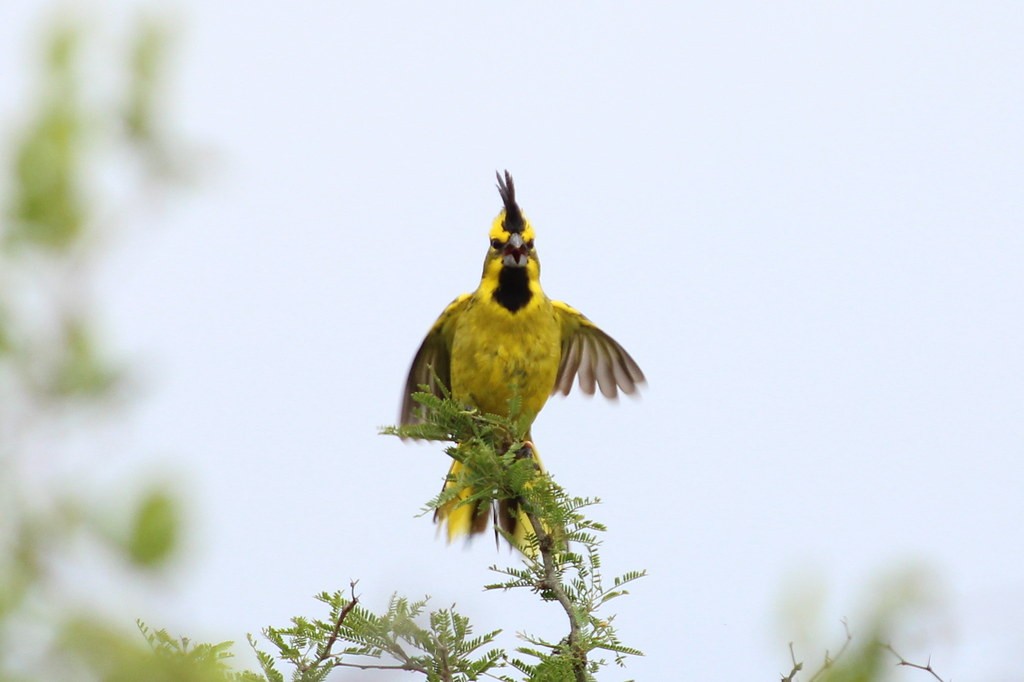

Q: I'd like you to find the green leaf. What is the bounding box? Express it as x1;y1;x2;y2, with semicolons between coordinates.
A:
51;320;120;397
8;24;87;251
127;489;179;567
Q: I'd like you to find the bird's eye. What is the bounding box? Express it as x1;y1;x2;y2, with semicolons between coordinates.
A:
526;239;535;249
490;238;503;249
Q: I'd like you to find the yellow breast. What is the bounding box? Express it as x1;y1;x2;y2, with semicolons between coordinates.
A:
449;294;561;421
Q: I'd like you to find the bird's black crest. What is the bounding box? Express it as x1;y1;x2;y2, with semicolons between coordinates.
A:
495;170;524;234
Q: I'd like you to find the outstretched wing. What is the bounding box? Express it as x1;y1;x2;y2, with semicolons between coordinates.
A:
551;300;645;399
400;294;471;425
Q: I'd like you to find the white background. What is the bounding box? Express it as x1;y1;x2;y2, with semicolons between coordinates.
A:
2;3;1022;680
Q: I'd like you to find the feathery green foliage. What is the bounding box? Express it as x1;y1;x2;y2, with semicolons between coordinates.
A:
249;586;503;682
380;389;646;681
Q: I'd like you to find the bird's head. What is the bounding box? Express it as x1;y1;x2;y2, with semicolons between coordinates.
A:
486;170;537;271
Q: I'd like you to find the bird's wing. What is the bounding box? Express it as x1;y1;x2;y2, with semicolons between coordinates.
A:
400;294;471;425
551;300;645;399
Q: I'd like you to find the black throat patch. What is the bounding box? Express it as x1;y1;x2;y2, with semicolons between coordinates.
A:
493;266;532;313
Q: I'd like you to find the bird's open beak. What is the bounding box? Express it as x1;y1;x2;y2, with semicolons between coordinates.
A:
502;233;529;268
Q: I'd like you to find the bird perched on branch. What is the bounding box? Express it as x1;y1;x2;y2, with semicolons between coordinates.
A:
400;171;644;549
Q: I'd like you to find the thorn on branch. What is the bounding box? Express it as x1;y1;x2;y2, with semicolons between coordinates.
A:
785;619;856;682
885;643;947;682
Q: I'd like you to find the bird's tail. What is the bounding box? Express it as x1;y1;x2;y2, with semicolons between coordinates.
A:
434;443;546;553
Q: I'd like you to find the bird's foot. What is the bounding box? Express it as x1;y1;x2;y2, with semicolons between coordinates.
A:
514;440;537;460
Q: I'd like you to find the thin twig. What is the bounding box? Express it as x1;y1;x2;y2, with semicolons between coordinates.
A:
297;580;360;673
884;643;947;682
333;661;426;673
436;632;453;682
781;642;803;682
808;619;853;682
784;619;854;682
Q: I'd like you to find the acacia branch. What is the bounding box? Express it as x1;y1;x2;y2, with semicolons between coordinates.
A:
297;580;360;674
782;619;853;682
525;508;586;682
781;642;803;682
808;619;853;682
885;643;946;682
333;661;426;673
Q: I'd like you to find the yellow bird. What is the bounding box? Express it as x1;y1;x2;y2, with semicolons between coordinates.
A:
400;171;644;548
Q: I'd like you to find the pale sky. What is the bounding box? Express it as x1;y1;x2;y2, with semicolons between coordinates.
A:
3;2;1023;680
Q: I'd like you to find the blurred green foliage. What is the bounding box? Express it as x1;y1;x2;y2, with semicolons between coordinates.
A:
124;21;166;145
780;567;946;682
7;24;85;250
0;15;240;682
128;489;180;567
51;318;121;397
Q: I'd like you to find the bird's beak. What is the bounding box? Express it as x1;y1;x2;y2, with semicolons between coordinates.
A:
502;233;529;268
